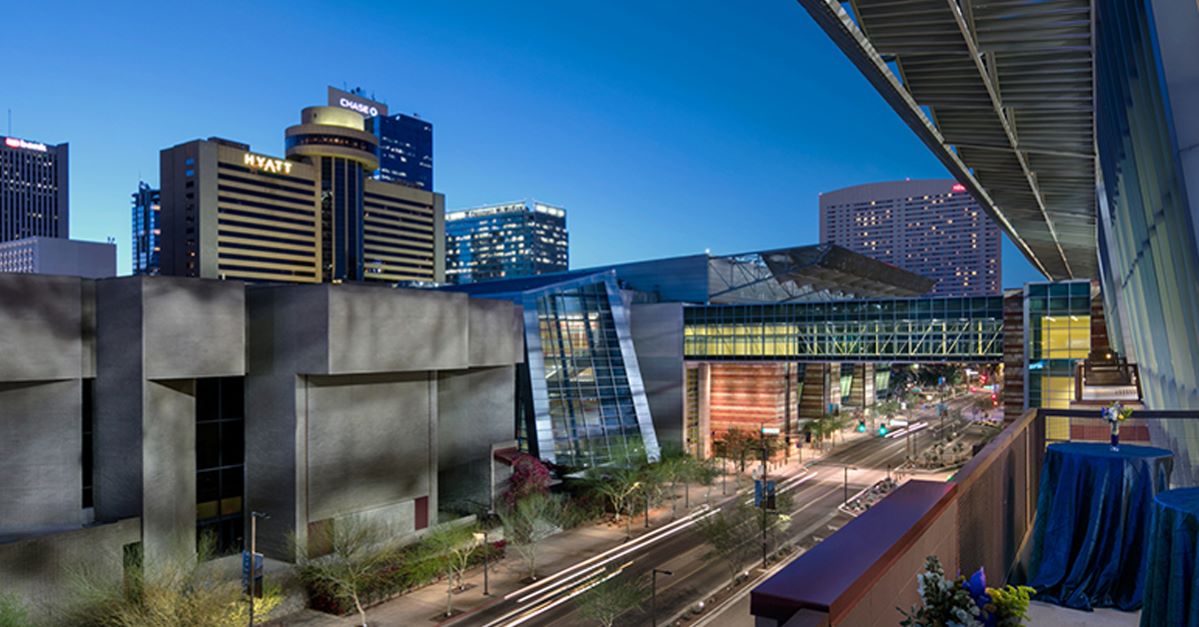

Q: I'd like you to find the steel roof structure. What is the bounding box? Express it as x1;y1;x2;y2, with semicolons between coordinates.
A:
798;0;1098;280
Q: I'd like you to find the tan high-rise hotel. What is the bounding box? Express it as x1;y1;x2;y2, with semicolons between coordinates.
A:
159;102;444;284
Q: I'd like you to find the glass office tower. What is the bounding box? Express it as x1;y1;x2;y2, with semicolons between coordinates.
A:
131;182;161;275
1;135;69;242
371;113;433;190
445;200;569;284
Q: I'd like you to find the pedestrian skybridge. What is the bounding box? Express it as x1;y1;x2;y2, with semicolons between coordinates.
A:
683;295;1005;363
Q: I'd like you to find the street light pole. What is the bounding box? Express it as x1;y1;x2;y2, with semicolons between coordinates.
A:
482;528;490;596
247;511;269;627
651;568;673;627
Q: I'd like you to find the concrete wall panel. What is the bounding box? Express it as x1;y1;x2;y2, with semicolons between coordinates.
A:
0;518;139;613
468;299;524;367
0;274;82;382
438;366;515;511
630;303;685;452
304;373;432;522
0;380;82;535
142;277;245;380
327;286;468;374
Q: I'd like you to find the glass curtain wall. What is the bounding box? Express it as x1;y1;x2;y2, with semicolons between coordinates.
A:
1095;0;1199;410
1025;281;1092;438
523;276;658;467
683;296;1004;362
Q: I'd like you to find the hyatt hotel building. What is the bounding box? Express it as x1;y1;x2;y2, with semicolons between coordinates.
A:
159;106;444;284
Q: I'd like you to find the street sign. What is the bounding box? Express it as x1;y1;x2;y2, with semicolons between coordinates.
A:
754;480;777;509
938;376;946;385
242;551;264;597
760;427;780;436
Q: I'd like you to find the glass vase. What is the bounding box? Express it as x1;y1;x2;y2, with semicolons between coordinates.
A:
1110;421;1120;452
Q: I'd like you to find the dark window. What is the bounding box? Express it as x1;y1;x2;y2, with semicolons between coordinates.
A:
82;379;94;509
195;377;245;556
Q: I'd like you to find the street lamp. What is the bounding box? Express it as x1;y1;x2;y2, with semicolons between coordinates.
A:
843;466;858;505
651;568;673;627
247;510;270;627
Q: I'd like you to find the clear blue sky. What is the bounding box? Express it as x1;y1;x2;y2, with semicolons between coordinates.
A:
1;0;1041;285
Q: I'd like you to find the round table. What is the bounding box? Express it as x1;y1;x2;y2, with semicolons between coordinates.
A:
1022;442;1173;611
1142;488;1199;626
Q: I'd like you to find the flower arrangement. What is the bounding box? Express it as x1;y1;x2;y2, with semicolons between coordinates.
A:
899;556;1034;627
1102;401;1134;451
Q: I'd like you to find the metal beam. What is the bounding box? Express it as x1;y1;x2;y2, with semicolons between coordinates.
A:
797;0;1058;279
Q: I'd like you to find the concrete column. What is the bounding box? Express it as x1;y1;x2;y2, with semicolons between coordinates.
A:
845;364;876;408
141;379;196;569
698;362;712;458
427;373;439;524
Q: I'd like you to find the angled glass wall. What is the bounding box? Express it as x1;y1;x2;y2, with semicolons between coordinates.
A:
517;273;659;467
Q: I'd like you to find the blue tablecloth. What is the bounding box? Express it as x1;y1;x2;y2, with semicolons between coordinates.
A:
1023;442;1173;611
1142;488;1199;626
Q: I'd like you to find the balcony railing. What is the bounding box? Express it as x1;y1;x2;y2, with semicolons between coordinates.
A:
750;407;1199;627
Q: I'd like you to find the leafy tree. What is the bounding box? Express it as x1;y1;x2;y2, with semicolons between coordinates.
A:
697;499;793;585
972;395;995;418
696;504;760;584
689;455;719;506
575;573;649;627
722;429;757;474
295;516;397;627
653;453;686;520
424;523;481;617
65;535;282;627
504;453;552;508
499;493;571;581
586;466;643;540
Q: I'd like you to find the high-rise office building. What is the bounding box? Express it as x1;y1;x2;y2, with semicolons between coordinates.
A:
445;200;568;284
1;135;69;242
131;182;161;275
328;87;433;190
819;179;1001;296
158;107;443;284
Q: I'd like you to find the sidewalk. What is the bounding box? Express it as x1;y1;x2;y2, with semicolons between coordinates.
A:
267;487;733;626
267;435;865;627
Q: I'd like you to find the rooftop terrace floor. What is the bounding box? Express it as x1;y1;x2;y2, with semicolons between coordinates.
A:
1028;601;1139;627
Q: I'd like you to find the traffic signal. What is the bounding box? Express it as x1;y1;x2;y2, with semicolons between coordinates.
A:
857;419;866;433
878;423;888;436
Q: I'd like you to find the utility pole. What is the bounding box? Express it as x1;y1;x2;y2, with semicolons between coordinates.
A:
651;568;673;627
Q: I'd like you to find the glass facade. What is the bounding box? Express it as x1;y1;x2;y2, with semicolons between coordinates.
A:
518;273;659;467
1095;0;1199;411
320;157;365;282
131;182;160;275
446;200;568;284
196;377;244;556
371;113;433;190
1024;281;1093;438
683;296;1005;362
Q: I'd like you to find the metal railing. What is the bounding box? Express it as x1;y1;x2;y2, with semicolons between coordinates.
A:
750;407;1199;626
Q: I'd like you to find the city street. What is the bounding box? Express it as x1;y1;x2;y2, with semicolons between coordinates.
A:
456;393;979;627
